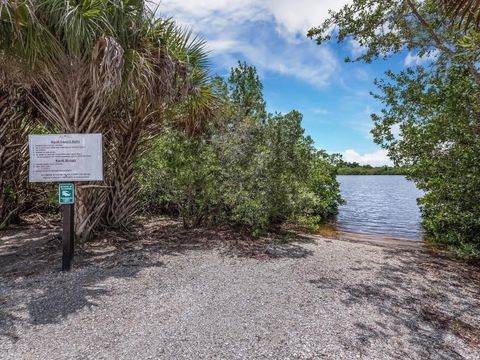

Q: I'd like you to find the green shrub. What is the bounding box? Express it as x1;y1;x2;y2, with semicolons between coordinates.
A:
137;115;342;234
137;63;343;234
372;66;480;258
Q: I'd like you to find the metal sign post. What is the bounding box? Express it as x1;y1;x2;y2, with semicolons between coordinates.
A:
59;183;75;271
29;134;103;271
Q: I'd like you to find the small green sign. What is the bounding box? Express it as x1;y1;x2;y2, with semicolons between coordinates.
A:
59;183;75;205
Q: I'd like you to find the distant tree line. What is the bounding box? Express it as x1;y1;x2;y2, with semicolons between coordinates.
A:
337;162;408;175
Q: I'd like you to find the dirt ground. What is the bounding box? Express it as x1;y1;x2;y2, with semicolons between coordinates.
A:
1;217;479;359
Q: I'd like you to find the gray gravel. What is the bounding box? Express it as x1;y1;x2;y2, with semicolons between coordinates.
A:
1;235;479;360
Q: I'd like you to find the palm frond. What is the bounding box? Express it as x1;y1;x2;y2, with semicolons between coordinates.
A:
91;36;124;95
177;84;220;136
37;0;114;58
0;0;62;64
442;0;480;30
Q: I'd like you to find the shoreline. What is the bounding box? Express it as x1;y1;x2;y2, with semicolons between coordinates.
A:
315;228;423;249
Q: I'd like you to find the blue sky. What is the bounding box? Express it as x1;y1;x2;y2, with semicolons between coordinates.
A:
158;0;432;166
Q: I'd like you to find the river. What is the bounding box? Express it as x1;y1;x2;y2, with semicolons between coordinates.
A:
334;175;424;241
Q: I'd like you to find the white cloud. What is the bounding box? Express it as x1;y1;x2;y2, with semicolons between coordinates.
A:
312;107;329;115
158;0;351;36
347;105;376;140
347;38;366;58
156;0;351;88
264;0;352;38
353;68;369;81
342;149;393;166
404;50;440;66
207;39;240;52
391;123;401;139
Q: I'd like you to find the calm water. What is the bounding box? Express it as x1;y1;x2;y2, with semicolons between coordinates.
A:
336;175;424;240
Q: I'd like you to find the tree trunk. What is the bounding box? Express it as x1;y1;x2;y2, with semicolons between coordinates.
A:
32;62;112;241
74;186;107;241
105;118;142;228
0;94;29;229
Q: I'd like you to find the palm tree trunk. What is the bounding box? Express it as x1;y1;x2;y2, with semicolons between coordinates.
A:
33;62;110;240
105;116;143;228
0;92;29;228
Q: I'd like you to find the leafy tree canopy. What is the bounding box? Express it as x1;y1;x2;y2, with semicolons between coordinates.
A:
309;0;480;257
228;61;267;121
307;0;480;83
137;62;343;234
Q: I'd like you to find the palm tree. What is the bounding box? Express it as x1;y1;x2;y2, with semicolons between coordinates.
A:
0;0;217;239
102;13;217;229
442;0;480;30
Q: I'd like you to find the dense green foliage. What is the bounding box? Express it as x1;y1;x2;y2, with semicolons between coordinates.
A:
0;0;214;238
337;162;407;175
1;2;341;239
373;66;480;257
137;63;343;234
310;0;480;257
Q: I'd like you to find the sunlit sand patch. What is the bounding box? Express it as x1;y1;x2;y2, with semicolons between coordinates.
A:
316;223;423;249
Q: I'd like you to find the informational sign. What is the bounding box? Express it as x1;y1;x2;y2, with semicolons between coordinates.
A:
59;183;75;205
29;134;103;182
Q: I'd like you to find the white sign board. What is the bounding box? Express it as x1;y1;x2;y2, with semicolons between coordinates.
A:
29;134;103;182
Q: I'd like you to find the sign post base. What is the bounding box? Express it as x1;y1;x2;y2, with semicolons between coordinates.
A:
62;203;75;271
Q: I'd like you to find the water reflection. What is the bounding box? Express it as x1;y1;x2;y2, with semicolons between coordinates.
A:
325;175;424;241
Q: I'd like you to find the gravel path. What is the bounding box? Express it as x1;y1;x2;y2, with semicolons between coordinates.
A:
1;228;479;359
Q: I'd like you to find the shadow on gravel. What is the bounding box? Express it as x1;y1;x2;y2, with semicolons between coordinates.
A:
78;220;316;263
27;259;165;326
1;217;315;343
263;231;315;259
0;228;61;277
1;218;315;279
0;257;164;342
340;248;480;359
0;302;20;342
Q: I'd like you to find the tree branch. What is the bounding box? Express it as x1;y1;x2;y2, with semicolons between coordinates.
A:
405;0;480;84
